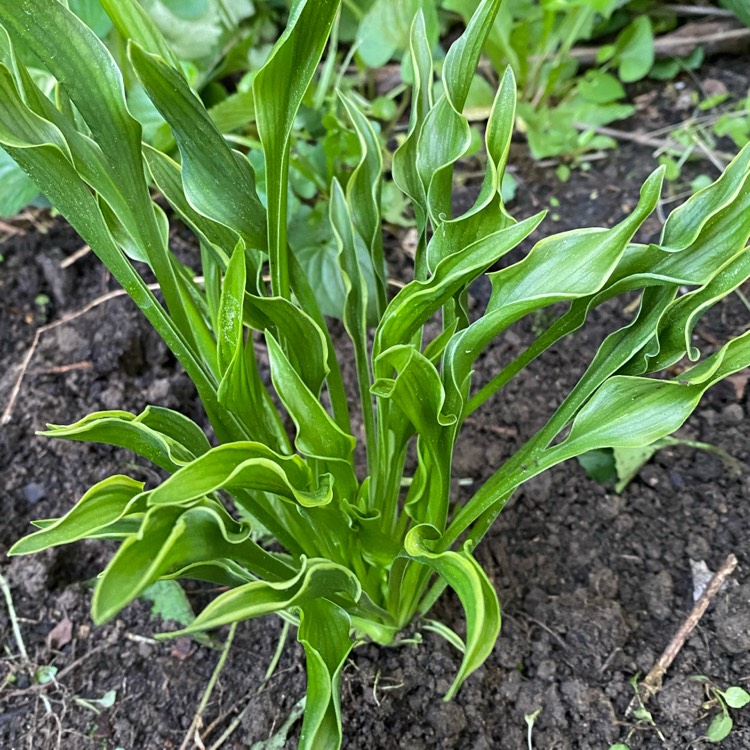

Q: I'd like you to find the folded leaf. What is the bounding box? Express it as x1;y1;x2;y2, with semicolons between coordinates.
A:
128;42;266;248
298;599;354;750
94;502;293;622
40;406;210;473
404;525;501;699
9;476;145;555
147;442;333;509
163;557;361;634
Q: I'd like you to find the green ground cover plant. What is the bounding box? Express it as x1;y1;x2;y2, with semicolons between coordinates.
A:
2;0;750;746
6;1;748;218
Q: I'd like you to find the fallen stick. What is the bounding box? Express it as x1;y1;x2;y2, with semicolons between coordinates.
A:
557;23;750;67
1;286;155;426
627;553;738;715
58;244;91;269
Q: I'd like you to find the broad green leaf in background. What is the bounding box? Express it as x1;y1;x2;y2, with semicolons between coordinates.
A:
719;0;750;27
140;579;196;628
356;0;438;68
605;16;654;83
0;147;40;216
706;713;733;743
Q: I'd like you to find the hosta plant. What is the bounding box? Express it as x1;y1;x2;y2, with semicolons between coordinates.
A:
4;0;750;746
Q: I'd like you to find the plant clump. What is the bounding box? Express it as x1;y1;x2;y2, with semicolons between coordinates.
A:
1;0;750;746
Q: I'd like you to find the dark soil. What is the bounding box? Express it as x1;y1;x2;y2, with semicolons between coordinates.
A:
2;61;750;749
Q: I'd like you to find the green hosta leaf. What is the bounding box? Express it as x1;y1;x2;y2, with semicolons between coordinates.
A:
143;145;234;268
128;42;266;248
404;525;500;699
217;243;247;375
331;178;369;353
253;0;340;298
243;294;329;398
340;94;387;317
266;333;356;470
645;248;750;372
417;0;502;223
163;557;361;634
659;144;750;251
374;213;544;367
0;73;235;440
0;0;195;332
426;66;516;270
442;0;502;112
452;325;750;548
8;476;145;555
547;330;750;465
298;599;353;750
214;247;290;450
39;406;210;473
99;0;179;67
392;12;434;247
147;442;332;509
373;346;456;526
534;151;750;424
444;167;663;411
94;502;291;623
374;346;455;441
0;1;142;200
329;178;379;486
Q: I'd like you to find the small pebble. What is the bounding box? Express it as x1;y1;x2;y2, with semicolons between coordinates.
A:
22;482;46;503
722;403;744;425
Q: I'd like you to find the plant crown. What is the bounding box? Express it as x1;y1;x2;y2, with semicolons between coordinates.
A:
2;0;750;746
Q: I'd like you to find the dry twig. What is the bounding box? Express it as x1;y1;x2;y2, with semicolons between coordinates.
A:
626;553;738;716
2;284;158;426
58;244;91;269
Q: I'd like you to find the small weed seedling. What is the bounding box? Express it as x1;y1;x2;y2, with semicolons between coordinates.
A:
693;676;750;744
3;1;750;746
